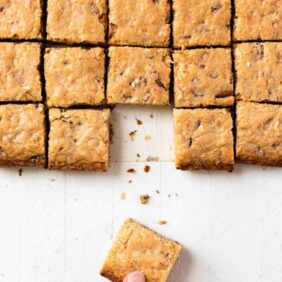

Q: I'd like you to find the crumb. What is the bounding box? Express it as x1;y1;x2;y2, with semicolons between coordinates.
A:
140;194;150;205
128;180;132;183
136;118;143;125
127;168;136;173
158;220;167;225
129;130;137;141
146;156;159;162
168;194;171;198
120;192;126;200
144;135;151;141
51;179;55;182
137;153;141;158
150;114;154;118
156;189;160;194
18;169;22;176
110;123;114;144
175;193;178;197
144;165;150;173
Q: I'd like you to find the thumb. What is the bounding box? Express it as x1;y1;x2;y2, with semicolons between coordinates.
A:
123;271;145;282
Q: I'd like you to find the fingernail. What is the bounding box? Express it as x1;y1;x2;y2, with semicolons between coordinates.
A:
127;271;145;282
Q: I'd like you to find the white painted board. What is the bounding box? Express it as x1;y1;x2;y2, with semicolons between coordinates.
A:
0;106;282;282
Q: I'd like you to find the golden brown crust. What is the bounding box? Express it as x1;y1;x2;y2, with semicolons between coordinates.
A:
0;104;45;167
234;0;282;41
100;218;182;282
174;108;234;171
0;0;42;39
109;0;170;47
107;47;170;105
173;0;231;48
173;48;234;107
47;0;106;44
0;43;41;102
235;43;282;103
236;102;282;166
45;47;105;107
48;109;110;171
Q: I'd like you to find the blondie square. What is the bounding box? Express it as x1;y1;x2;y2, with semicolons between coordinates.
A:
48;109;110;171
173;48;233;107
174;108;234;170
235;43;282;102
236;102;282;166
47;0;106;44
100;218;182;282
0;43;41;102
45;47;105;107
108;0;170;47
173;0;231;48
234;0;282;41
0;104;45;167
107;47;170;105
0;0;42;39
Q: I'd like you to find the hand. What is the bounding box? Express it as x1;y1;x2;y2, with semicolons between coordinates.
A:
123;271;145;282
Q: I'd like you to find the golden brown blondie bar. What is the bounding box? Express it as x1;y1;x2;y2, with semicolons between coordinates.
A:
174;108;234;171
100;218;182;282
108;0;170;47
0;43;41;102
48;109;110;171
235;43;282;102
45;47;105;107
173;48;233;107
236;102;282;166
173;0;231;48
0;104;45;167
234;0;282;41
47;0;107;44
0;0;42;39
107;47;171;105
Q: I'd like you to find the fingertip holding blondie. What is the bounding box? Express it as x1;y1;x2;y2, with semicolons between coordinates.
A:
48;109;110;171
44;47;105;107
108;0;170;47
173;0;231;48
234;0;282;41
0;42;42;102
0;0;42;39
47;0;107;44
174;108;234;171
235;42;282;103
107;47;171;105
173;48;234;107
0;104;46;167
100;218;182;282
236;102;282;166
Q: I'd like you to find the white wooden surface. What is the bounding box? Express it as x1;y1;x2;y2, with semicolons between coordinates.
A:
1;106;282;282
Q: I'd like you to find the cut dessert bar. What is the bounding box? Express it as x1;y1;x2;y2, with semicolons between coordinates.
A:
0;43;41;102
108;0;170;47
48;109;110;171
100;218;182;282
236;102;282;166
0;104;45;167
107;47;170;105
173;48;233;107
45;47;105;107
235;42;282;102
47;0;107;44
0;0;42;39
234;0;282;41
174;108;234;170
173;0;231;48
